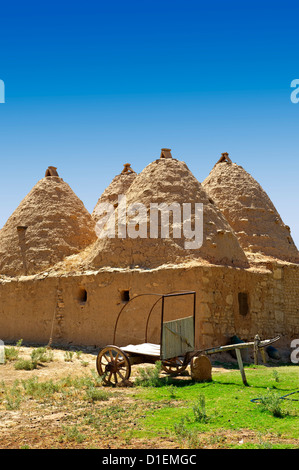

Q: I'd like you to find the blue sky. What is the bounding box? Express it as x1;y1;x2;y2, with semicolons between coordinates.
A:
0;0;299;246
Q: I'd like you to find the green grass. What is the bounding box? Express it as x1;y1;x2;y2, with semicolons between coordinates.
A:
131;364;299;448
1;356;298;449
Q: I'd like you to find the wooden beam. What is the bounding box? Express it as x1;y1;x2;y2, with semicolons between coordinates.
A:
235;348;249;387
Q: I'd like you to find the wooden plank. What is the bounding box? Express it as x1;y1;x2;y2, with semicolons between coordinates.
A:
205;336;280;355
121;343;160;357
235;348;249;386
161;316;194;360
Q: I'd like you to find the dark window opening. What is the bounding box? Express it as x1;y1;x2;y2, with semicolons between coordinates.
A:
120;290;130;302
238;292;249;316
78;287;87;304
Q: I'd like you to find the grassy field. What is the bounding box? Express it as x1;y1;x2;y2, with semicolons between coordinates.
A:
132;363;299;449
0;343;298;449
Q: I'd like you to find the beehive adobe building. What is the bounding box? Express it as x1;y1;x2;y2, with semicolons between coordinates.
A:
0;151;298;357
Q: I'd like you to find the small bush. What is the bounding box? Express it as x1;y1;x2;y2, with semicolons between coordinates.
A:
173;417;201;448
14;359;37;370
75;351;83;360
21;377;59;399
3;380;22;410
64;351;74;362
135;361;163;387
59;425;86;444
272;370;280;383
5;339;23;362
192;394;209;423
84;387;109;403
31;347;53;365
259;391;284;418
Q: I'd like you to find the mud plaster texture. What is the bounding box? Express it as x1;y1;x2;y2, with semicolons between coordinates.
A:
53;158;248;274
0;177;97;277
92;168;137;222
0;261;298;357
202;161;299;263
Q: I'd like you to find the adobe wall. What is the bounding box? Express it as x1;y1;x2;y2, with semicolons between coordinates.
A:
0;263;298;353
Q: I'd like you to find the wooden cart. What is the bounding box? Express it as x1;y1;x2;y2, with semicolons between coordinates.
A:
96;290;280;386
96;291;197;385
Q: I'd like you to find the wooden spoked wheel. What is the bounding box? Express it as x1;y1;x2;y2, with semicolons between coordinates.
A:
96;346;131;386
161;356;187;375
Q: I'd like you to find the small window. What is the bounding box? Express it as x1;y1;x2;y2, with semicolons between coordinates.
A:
120;290;130;302
78;287;87;304
238;292;249;316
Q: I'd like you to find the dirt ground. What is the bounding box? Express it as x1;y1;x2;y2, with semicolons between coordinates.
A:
0;344;295;450
0;344;234;449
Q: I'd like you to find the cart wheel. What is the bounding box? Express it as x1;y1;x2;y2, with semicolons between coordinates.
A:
161;357;187;375
96;346;131;386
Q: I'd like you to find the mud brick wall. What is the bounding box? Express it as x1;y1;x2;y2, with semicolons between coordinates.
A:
0;263;298;353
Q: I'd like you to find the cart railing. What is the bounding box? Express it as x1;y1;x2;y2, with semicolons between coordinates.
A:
112;290;196;355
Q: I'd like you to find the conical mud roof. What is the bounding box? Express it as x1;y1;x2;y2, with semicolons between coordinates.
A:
0;168;97;277
75;151;248;271
202;155;299;263
92;163;137;222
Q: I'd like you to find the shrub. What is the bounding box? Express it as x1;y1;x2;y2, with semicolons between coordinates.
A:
31;347;53;365
259;391;284;418
59;425;86;443
173;417;201;448
192;394;209;423
3;380;22;410
84;387;109;403
64;351;74;362
14;359;37;370
135;361;163;387
21;377;59;399
4;339;23;362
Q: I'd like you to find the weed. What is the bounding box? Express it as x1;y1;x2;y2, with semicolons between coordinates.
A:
59;425;86;444
84;387;109;403
192;394;209;423
272;370;280;383
21;377;59;399
3;380;22;410
31;347;54;364
4;339;23;362
168;384;177;399
135;361;163;387
173;417;201;448
64;351;74;362
14;359;37;370
75;351;83;360
13;347;54;370
256;432;273;449
259;391;285;418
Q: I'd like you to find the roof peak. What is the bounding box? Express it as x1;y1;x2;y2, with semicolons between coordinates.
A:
121;163;136;175
45;166;59;177
216;152;232;165
160;148;172;159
